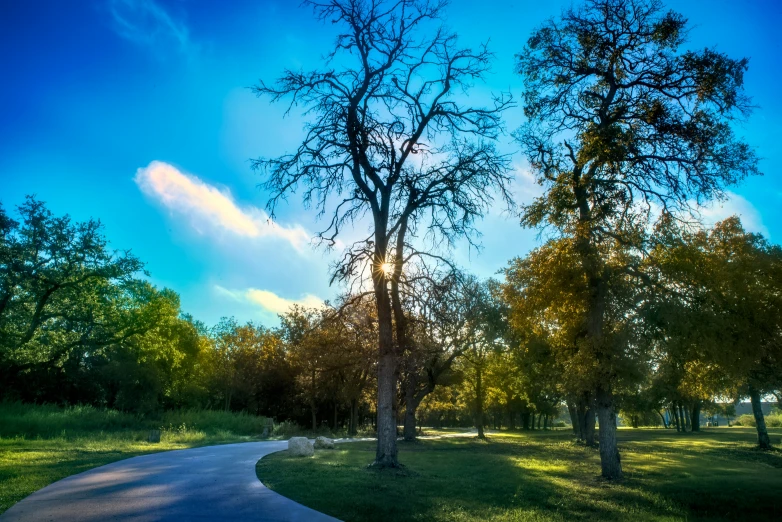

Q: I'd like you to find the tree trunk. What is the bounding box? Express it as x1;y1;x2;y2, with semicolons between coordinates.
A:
567;401;580;437
684;404;691;430
403;398;420;441
579;396;596;446
507;399;516;430
333;402;338;431
674;404;681;431
537;413;542;430
658;410;668;429
476;366;485;439
349;398;358;436
530;412;535;431
311;404;317;431
373;281;399;467
691;401;701;432
596;386;623;480
543;414;548;430
677;403;686;433
522;412;530;430
403;375;434;442
631;415;638;429
749;385;772;449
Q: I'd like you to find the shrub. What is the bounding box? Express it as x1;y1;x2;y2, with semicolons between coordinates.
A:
0;402;271;439
733;413;782;428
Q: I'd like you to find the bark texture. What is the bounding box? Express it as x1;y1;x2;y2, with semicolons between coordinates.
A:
691;401;701;432
749;386;772;449
373;281;399;467
567;401;580;437
476;366;485;439
596;386;623;480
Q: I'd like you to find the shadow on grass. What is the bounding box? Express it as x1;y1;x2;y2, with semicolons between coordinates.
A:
257;429;782;522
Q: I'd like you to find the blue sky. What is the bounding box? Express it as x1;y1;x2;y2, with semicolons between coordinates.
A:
2;0;780;326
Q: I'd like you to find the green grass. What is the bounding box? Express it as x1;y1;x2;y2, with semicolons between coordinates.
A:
0;402;273;514
256;427;782;522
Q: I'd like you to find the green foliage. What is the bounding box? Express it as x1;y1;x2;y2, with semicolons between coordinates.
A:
734;414;782;429
0;198;216;413
0;198;378;431
0;402;272;439
0;197;145;366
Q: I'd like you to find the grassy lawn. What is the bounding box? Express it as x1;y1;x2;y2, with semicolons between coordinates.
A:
0;402;276;515
0;431;262;514
257;428;782;522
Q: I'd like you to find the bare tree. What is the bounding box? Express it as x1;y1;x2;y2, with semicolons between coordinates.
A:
516;0;759;479
254;0;512;467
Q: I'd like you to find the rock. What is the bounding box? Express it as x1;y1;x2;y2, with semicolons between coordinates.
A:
314;436;335;449
288;437;314;457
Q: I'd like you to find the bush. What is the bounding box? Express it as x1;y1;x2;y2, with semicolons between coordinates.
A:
158;409;272;437
767;415;782;428
733;413;782;428
0;402;271;439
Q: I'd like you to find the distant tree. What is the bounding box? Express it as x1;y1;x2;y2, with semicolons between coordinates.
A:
98;285;200;414
457;278;507;439
255;0;512;466
400;268;468;441
332;296;377;436
652;217;782;448
516;0;759;478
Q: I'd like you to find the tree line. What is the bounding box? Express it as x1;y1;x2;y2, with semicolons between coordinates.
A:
0;197;378;431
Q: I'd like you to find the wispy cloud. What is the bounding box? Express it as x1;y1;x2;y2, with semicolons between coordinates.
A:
108;0;196;58
696;191;769;237
215;285;324;315
135;160;311;250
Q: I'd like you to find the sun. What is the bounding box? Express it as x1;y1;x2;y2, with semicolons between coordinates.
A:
380;262;394;276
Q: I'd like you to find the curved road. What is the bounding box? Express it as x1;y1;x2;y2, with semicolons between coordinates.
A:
0;440;338;522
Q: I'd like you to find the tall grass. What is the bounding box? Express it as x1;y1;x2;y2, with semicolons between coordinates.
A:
0;401;272;439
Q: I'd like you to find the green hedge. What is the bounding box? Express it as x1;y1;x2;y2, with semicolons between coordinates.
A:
0;401;272;439
733;413;782;428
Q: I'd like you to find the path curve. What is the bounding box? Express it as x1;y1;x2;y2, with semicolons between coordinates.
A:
0;440;339;522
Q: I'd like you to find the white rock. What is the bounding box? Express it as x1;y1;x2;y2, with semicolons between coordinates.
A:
288;437;314;457
314;436;335;449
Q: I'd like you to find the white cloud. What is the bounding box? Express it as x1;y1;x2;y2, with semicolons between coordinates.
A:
512;166;545;201
135;160;311;250
695;191;769;237
108;0;196;57
246;289;324;314
215;285;324;315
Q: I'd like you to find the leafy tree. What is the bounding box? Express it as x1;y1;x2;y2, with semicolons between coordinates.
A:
255;0;512;466
652;217;782;448
457;278;507;439
0;197;144;389
400;269;468;441
502;236;650;446
324;296;377;435
515;0;759;478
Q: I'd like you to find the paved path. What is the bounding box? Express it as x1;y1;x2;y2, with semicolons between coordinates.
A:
0;440;339;522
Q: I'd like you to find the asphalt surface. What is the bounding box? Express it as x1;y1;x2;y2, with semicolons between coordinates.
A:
0;440;339;522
